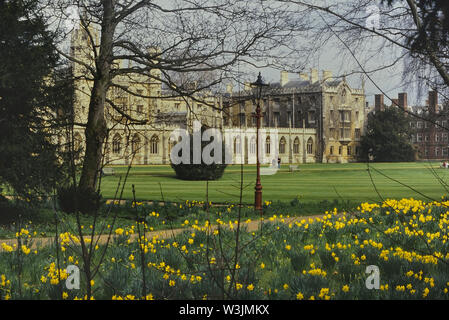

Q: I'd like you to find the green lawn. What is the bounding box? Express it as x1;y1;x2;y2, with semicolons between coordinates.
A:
99;162;449;204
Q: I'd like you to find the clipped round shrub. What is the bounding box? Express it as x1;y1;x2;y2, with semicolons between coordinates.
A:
171;126;228;181
172;162;227;181
57;185;102;214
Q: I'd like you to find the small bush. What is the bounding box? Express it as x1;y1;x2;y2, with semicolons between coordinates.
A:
171;163;227;181
0;201;22;225
170;126;229;181
0;198;38;225
57;185;102;214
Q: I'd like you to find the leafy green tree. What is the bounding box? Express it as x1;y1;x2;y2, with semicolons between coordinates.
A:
0;0;70;200
359;107;415;162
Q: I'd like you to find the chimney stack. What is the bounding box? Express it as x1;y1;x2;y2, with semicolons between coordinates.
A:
398;92;407;111
299;72;309;81
226;83;233;95
310;68;318;83
322;70;333;82
429;90;438;113
280;70;289;87
391;99;398;108
375;94;384;112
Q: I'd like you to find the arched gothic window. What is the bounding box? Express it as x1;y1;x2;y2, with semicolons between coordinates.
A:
132;134;141;154
234;136;242;154
279;137;286;154
293;137;300;154
250;136;257;154
307;138;313;154
112;134;121;154
266;136;271;154
150;135;159;154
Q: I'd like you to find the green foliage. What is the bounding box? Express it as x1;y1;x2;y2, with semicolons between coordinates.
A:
0;190;8;206
57;185;102;215
0;0;72;200
0;200;28;225
1;197;449;300
171;127;228;181
359;107;415;162
383;0;449;51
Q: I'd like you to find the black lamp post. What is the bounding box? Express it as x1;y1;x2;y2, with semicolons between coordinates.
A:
251;72;268;213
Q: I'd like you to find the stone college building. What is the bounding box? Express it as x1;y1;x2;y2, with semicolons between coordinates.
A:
67;26;366;166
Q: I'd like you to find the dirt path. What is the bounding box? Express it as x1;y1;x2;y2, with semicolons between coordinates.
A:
0;214;326;252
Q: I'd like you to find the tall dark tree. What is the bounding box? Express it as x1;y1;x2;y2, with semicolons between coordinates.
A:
0;0;68;200
359;107;415;162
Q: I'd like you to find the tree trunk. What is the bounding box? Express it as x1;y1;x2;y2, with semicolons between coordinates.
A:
78;0;116;191
78;81;108;191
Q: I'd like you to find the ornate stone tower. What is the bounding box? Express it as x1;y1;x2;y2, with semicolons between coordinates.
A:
69;23;99;125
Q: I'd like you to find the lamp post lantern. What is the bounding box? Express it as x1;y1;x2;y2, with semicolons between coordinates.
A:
251;72;268;213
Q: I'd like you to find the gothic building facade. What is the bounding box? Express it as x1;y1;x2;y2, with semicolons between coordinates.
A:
67;26;366;166
68;26;222;166
223;70;366;164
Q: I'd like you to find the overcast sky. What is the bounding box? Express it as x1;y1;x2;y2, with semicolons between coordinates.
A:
256;0;426;108
261;46;407;108
58;1;426;108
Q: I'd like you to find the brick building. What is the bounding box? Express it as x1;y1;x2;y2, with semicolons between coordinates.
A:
374;91;449;161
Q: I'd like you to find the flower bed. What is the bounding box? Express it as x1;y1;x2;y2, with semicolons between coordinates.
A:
1;198;448;300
